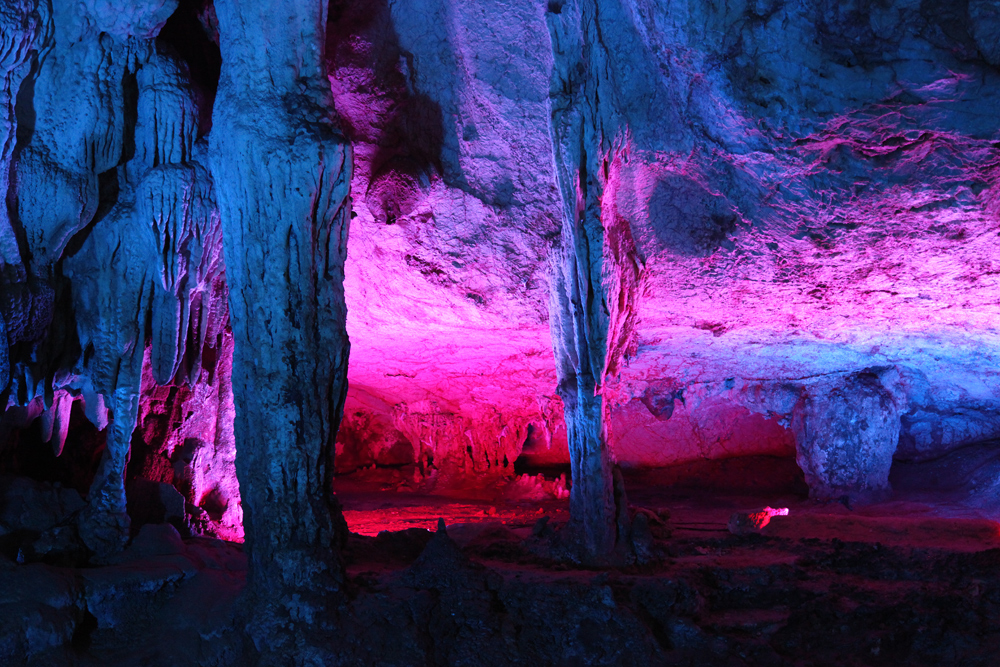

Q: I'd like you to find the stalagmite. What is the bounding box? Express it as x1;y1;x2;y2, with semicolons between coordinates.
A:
546;0;645;560
210;0;352;602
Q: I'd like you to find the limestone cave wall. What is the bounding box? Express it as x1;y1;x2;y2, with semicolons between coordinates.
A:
1;0;1000;558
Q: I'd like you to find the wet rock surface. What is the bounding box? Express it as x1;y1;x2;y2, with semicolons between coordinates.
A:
4;493;1000;666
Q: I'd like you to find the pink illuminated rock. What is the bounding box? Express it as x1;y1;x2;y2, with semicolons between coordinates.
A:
728;506;790;536
325;0;1000;516
6;0;1000;579
132;329;241;541
327;0;566;491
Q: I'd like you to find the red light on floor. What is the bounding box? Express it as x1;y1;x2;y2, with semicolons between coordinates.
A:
729;506;790;535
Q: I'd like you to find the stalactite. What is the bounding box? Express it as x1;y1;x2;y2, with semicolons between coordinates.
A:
4;0;219;557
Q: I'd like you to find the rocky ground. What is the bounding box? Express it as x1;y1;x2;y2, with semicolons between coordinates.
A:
3;459;1000;666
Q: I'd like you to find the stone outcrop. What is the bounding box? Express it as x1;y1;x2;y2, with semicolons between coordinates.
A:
789;371;902;502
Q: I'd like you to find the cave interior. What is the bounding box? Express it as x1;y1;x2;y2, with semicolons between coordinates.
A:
3;0;1000;664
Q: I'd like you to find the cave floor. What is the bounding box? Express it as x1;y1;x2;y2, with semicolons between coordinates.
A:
336;455;1000;551
337;481;1000;551
337;487;572;536
11;460;1000;665
335;475;1000;666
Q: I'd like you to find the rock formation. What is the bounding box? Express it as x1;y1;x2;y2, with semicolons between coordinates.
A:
3;0;1000;661
210;0;352;612
545;0;648;559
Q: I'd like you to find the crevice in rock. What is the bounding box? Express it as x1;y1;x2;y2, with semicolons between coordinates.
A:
156;0;221;138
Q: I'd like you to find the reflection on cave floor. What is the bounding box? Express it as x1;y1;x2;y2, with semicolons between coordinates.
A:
336;454;1000;551
339;493;572;536
11;454;1000;665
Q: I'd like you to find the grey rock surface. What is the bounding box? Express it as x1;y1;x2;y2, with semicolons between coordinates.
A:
791;371;902;502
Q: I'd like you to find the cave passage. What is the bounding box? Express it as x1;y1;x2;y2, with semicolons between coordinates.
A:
4;0;1000;664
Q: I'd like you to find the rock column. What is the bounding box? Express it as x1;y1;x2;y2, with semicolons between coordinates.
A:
546;0;640;559
210;0;352;597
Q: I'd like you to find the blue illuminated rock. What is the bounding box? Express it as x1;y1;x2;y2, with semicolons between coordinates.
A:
209;0;351;614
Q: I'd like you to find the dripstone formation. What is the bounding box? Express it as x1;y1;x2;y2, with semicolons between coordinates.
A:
3;0;1000;664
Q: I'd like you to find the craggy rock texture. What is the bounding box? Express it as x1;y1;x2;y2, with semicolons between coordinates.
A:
329;0;1000;508
12;0;1000;554
0;0;44;275
545;0;647;558
210;0;352;618
789;371;902;502
2;0;228;560
531;0;1000;504
6;0;1000;661
327;0;567;492
130;334;241;541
